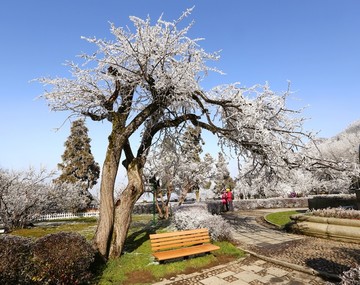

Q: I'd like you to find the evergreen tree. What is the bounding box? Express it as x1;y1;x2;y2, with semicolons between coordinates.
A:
202;153;216;190
54;119;100;203
214;152;235;194
177;126;204;203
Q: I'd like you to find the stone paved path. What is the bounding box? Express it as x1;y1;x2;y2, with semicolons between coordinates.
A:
153;209;335;285
224;210;304;248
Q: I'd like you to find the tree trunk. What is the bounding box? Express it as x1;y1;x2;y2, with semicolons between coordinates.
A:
178;181;193;206
93;133;122;259
109;158;145;258
154;184;172;219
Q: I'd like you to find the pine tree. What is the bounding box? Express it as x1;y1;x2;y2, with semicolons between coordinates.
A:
177;126;203;203
54;119;100;203
214;152;235;194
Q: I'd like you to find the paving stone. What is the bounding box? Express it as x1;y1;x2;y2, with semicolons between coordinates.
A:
252;260;267;266
240;264;264;273
234;271;262;282
217;271;236;278
265;267;289;277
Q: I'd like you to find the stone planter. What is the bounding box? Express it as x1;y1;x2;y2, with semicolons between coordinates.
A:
289;214;360;244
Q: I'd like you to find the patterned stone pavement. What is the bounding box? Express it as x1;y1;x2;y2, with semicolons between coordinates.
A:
153;208;337;285
154;256;326;284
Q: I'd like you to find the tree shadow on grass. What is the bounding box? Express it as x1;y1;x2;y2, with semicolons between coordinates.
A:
123;219;171;253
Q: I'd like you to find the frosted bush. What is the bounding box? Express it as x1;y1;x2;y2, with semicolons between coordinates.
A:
309;207;360;220
172;205;232;241
340;266;360;285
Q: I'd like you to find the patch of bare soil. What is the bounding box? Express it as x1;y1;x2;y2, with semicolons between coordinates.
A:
126;270;155;285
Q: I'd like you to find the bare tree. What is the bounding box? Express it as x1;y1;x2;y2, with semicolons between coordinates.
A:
37;9;318;259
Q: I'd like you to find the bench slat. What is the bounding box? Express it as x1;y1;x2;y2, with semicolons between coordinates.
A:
152;238;210;251
153;243;220;261
150;228;209;239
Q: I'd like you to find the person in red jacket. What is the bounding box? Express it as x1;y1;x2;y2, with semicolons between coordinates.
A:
226;188;234;211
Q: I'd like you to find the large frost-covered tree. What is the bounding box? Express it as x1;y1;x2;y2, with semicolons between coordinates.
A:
37;9;320;259
305;120;360;193
236;120;360;198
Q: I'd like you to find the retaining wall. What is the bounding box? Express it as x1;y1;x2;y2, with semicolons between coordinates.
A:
289;214;360;244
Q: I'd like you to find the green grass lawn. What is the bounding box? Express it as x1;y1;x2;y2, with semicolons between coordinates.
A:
265;210;306;227
12;217;98;240
12;214;245;285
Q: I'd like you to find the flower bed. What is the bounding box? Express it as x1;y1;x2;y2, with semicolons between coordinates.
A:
289;213;360;244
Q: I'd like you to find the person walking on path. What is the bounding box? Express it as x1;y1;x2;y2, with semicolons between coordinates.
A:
226;188;234;211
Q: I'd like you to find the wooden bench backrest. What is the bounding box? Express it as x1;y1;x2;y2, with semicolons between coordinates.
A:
150;228;211;252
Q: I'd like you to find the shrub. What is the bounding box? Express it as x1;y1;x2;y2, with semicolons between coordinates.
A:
172;205;232;241
340;266;360;285
0;235;34;285
32;232;96;284
309;207;360;220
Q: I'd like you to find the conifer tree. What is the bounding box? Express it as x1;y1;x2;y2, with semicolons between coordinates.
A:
177;126;204;203
54;119;100;202
214;152;235;194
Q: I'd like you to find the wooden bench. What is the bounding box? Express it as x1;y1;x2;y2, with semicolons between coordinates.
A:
150;228;220;262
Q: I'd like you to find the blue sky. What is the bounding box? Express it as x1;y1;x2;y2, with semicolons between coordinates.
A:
1;0;359;176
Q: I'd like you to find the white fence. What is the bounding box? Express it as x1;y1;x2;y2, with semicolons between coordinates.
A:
37;211;99;221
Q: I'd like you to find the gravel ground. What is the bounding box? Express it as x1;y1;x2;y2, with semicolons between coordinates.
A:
247;236;360;276
245;214;360;277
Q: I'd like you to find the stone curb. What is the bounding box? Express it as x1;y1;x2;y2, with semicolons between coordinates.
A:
241;248;341;283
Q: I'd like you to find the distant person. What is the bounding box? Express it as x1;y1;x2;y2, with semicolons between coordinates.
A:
221;189;228;212
226;188;234;211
